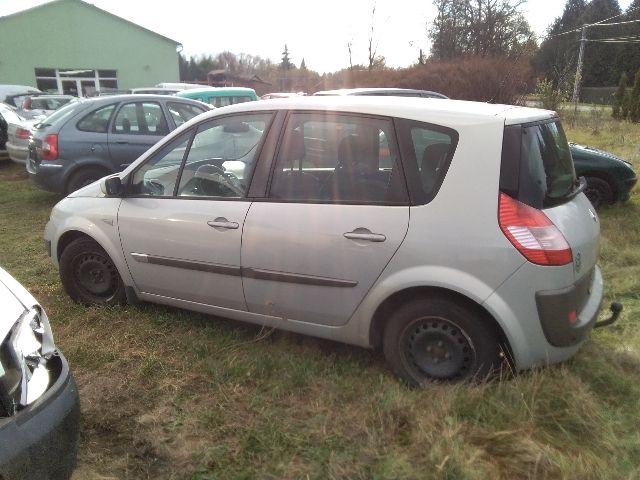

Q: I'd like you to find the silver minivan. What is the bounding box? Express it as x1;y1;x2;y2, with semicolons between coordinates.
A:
43;96;613;385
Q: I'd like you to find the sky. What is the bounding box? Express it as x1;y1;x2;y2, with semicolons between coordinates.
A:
0;0;634;73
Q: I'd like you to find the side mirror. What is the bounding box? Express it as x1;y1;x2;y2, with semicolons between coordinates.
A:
102;176;123;196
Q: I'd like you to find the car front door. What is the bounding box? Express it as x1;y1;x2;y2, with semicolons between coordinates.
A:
108;101;170;171
241;112;410;326
117;112;274;310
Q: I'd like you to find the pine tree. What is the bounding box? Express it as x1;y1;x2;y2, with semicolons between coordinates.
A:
280;45;292;71
612;72;628;119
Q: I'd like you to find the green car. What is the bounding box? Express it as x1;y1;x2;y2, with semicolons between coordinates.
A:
570;143;637;208
175;87;258;108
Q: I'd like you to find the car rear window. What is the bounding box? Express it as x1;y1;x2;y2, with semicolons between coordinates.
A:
500;119;577;209
33;100;84;130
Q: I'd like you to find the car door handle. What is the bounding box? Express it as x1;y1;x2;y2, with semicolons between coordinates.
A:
207;219;239;230
343;228;386;242
116;141;129;144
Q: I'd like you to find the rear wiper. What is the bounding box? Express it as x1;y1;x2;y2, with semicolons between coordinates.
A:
566;176;586;200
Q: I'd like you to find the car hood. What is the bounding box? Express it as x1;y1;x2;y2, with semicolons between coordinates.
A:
570;143;629;164
67;179;107;198
0;267;33;344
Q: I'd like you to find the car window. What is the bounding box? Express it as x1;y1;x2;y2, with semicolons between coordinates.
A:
112;102;168;136
76;104;116;133
269;113;406;203
410;127;455;195
167;102;206;127
176;113;272;198
520;121;576;207
208;96;253;107
30;97;71;110
129;132;192;196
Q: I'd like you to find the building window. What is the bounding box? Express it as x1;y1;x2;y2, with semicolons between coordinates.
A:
35;68;118;97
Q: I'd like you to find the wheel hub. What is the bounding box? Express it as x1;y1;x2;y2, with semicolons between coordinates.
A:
405;317;475;380
75;254;116;296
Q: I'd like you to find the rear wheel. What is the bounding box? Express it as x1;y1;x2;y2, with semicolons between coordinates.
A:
383;297;503;387
59;237;126;306
67;167;109;194
584;176;613;208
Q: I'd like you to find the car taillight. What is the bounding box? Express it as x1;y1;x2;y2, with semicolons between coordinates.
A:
16;127;31;140
498;193;572;266
41;134;58;161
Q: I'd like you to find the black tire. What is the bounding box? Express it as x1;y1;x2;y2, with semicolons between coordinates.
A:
67;167;109;194
584;176;614;208
383;297;503;387
59;237;126;306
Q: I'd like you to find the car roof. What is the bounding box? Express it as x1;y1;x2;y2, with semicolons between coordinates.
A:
81;94;206;105
199;95;556;126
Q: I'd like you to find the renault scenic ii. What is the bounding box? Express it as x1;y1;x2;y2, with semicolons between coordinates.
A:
43;96;613;386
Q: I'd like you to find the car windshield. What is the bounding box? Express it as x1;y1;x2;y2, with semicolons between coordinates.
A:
520;120;576;206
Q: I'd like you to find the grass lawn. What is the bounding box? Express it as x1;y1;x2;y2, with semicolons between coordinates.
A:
0;111;638;479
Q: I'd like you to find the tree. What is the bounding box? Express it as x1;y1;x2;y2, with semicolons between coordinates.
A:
368;3;379;70
629;69;640;122
428;0;534;60
280;44;293;71
579;0;622;86
612;72;628;119
534;0;587;88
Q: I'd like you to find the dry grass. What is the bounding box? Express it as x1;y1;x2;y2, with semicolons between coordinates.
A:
0;113;638;479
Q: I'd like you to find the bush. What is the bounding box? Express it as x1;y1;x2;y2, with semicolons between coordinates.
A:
612;73;628;120
535;78;569;111
318;55;533;104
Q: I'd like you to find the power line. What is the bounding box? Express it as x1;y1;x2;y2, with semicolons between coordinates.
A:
545;5;640;39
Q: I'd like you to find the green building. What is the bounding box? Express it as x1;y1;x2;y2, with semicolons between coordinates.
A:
0;0;180;96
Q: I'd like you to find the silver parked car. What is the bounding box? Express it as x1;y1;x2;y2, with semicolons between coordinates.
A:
43;96;615;385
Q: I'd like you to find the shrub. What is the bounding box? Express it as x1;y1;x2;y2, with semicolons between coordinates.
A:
317;55;533;104
535;78;570;111
612;72;628;120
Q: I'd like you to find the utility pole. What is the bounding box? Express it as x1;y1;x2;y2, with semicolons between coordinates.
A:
572;26;588;105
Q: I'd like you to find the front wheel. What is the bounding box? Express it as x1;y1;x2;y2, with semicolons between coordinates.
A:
383;297;504;387
59;237;126;306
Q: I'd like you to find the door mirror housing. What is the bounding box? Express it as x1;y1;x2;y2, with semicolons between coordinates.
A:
102;176;123;196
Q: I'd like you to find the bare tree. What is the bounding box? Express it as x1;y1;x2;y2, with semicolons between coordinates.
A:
429;0;533;60
368;3;379;70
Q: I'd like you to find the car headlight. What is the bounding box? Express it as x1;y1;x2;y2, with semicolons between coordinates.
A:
1;306;56;413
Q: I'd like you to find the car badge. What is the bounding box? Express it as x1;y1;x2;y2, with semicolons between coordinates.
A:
574;252;582;273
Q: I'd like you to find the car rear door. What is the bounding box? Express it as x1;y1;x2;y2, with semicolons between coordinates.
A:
241;112;410;327
108;101;169;170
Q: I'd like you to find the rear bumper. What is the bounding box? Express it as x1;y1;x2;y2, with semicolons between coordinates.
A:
483;265;604;371
6;142;28;164
536;267;603;347
26;156;68;194
0;353;81;480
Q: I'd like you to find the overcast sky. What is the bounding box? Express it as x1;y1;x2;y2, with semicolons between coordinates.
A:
0;0;634;73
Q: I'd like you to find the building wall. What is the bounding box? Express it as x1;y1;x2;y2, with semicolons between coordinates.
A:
0;0;179;90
